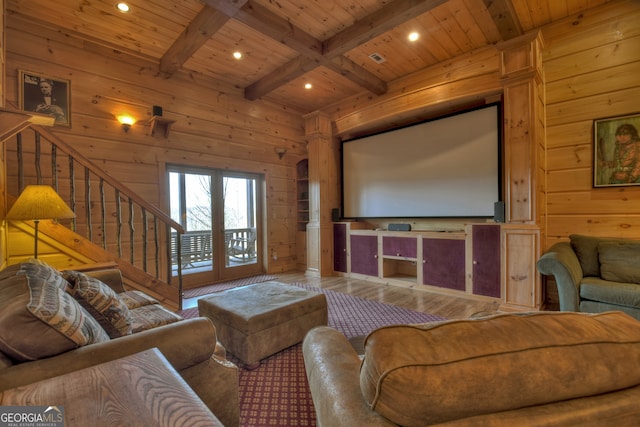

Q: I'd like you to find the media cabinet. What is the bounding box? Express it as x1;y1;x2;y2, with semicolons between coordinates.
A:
333;222;541;311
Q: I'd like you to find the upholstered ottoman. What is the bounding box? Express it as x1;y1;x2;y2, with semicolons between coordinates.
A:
198;281;327;368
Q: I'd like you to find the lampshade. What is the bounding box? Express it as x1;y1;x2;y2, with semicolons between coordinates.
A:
5;185;76;221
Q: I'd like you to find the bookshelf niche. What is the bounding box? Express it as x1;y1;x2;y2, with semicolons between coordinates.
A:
296;159;309;232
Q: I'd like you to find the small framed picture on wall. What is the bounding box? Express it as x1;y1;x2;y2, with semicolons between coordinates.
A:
19;70;71;127
593;112;640;187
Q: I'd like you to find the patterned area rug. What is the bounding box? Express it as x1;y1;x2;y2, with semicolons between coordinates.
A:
182;274;276;299
178;282;445;426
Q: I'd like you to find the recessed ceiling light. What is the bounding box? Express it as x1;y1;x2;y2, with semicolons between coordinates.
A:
304;83;312;90
408;32;419;42
233;51;243;60
116;2;131;13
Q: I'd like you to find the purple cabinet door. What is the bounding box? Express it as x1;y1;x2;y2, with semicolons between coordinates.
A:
350;235;378;276
422;238;465;290
472;225;501;297
382;236;417;258
333;223;347;273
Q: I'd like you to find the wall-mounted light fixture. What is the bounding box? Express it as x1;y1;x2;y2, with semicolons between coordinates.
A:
117;115;136;132
275;147;287;159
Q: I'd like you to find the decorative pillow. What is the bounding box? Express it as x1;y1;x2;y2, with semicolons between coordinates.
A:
0;263;109;362
598;241;640;284
359;312;640;427
570;234;623;277
64;271;133;338
118;290;160;309
130;304;183;333
25;258;73;293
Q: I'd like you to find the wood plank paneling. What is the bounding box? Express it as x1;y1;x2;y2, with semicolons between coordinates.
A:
542;3;640;247
5;21;307;279
547;191;640;216
5;0;618;115
546;63;639;105
541;0;640;56
545;215;640;238
3;0;637;283
328;46;500;131
545;40;640;86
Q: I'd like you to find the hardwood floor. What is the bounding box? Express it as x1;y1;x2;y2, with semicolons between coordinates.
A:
240;271;503;320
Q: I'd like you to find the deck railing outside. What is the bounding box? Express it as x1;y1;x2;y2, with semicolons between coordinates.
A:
171;228;257;272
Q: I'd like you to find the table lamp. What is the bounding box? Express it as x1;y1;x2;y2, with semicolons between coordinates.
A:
5;185;76;258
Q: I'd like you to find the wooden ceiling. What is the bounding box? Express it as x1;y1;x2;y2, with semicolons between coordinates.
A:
7;0;614;114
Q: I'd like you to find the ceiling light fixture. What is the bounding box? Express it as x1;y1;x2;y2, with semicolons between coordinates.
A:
116;2;131;13
233;51;243;60
408;32;420;42
304;83;312;90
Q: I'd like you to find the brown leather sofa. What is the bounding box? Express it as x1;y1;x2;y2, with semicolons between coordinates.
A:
303;311;640;426
0;261;239;427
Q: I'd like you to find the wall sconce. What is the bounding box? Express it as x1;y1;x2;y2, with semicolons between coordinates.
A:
275;147;287;159
117;115;136;132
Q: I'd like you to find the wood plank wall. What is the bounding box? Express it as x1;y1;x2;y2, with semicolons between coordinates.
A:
541;0;640;249
3;15;308;274
326;0;640;251
2;1;638;275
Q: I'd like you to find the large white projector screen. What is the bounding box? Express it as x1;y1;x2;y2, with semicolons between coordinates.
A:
342;104;501;218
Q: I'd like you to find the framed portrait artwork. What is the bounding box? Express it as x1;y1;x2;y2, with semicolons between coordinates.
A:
19;70;71;127
593;112;640;187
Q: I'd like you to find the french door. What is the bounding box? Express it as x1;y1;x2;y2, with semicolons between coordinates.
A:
168;165;262;288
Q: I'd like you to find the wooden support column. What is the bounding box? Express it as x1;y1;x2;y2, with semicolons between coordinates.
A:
304;111;340;277
498;30;545;225
497;31;545;311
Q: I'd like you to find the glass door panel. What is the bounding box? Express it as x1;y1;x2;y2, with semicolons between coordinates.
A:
169;171;213;278
224;176;257;268
168;166;263;286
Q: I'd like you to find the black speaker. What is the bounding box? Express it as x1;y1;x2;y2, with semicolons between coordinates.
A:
494;201;505;223
331;208;341;222
153;105;163;117
388;223;411;231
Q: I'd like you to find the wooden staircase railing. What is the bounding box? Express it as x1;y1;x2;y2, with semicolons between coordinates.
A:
3;118;187;309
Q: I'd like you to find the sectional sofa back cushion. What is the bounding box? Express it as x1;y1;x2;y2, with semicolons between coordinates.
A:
569;234;625;277
0;263;109;362
598;241;640;284
359;311;640;427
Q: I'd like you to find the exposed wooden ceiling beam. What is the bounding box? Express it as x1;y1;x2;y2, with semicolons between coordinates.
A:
200;0;249;17
245;56;320;101
220;0;386;100
326;56;387;95
323;0;448;57
159;1;248;78
199;0;466;101
231;0;324;60
482;0;523;41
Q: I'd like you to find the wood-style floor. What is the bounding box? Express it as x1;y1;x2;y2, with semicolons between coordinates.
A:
274;271;503;320
183;270;505;320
